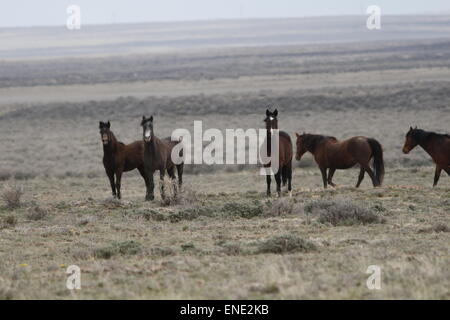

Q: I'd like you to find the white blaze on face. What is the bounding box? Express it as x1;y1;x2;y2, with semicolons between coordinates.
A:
102;133;108;144
144;129;152;140
269;117;275;134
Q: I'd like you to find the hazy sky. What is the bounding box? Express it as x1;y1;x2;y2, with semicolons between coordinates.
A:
1;0;450;27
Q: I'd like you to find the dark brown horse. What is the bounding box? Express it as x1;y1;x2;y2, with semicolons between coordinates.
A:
263;109;293;197
141;116;184;201
295;133;384;188
99;121;150;199
403;127;450;187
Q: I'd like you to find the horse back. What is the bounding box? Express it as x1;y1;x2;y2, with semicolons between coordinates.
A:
122;140;144;171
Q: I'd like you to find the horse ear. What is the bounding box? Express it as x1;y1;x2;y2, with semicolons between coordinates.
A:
273;109;278;117
107;121;110;128
99;121;103;128
409;126;413;131
266;109;270;117
295;132;300;138
150;116;153;122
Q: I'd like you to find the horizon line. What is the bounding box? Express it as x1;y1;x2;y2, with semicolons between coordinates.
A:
1;12;450;30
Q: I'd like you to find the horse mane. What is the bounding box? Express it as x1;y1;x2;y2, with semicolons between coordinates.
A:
303;134;337;152
411;129;450;143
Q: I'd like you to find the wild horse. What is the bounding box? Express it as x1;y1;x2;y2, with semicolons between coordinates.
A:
263;109;293;197
141;116;184;201
99;121;149;199
403;126;450;187
295;133;384;188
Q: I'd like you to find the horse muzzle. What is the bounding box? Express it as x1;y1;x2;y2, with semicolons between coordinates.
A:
402;147;410;154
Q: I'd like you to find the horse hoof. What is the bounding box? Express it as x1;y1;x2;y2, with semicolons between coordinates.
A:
289;191;292;197
145;195;154;201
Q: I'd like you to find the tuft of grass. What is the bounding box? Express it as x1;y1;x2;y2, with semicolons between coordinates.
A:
160;185;203;207
418;223;449;233
305;200;385;226
93;241;142;259
222;200;264;218
26;206;48;221
267;198;303;216
2;215;18;228
2;185;24;209
255;234;317;254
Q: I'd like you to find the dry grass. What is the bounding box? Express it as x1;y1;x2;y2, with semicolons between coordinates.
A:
305;200;385;226
0;167;448;299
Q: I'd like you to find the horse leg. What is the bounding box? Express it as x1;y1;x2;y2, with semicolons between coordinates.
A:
176;164;183;191
266;175;271;197
167;166;177;197
274;171;282;197
361;164;377;187
287;162;292;197
115;169;123;199
320;167;328;189
107;171;116;198
355;166;365;188
138;167;151;200
433;165;442;187
145;169;155;201
159;170;166;200
327;168;336;187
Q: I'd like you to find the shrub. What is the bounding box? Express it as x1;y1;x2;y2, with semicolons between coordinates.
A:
2;215;18;228
26;206;48;221
305;200;385;226
222;200;264;218
2;185;24;209
93;241;142;259
418;223;449;233
267;198;303;216
256;234;317;254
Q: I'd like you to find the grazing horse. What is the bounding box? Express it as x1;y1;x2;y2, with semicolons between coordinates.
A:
99;121;149;199
402;126;450;187
263;109;293;197
295;133;384;188
141;116;184;201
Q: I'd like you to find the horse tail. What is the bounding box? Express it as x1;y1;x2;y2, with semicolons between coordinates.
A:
368;138;385;186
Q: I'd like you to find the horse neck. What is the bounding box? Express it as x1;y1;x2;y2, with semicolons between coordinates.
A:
145;136;160;158
103;131;119;154
304;135;321;154
418;134;438;157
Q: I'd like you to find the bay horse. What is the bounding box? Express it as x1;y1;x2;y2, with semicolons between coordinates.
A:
295;133;384;188
402;126;450;187
263;109;293;197
99;121;150;199
141;116;184;201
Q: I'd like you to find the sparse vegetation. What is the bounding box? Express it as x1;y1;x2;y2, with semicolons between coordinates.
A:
93;241;142;259
2;214;17;228
1;185;23;209
255;234;317;254
26;206;48;221
305;200;385;226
